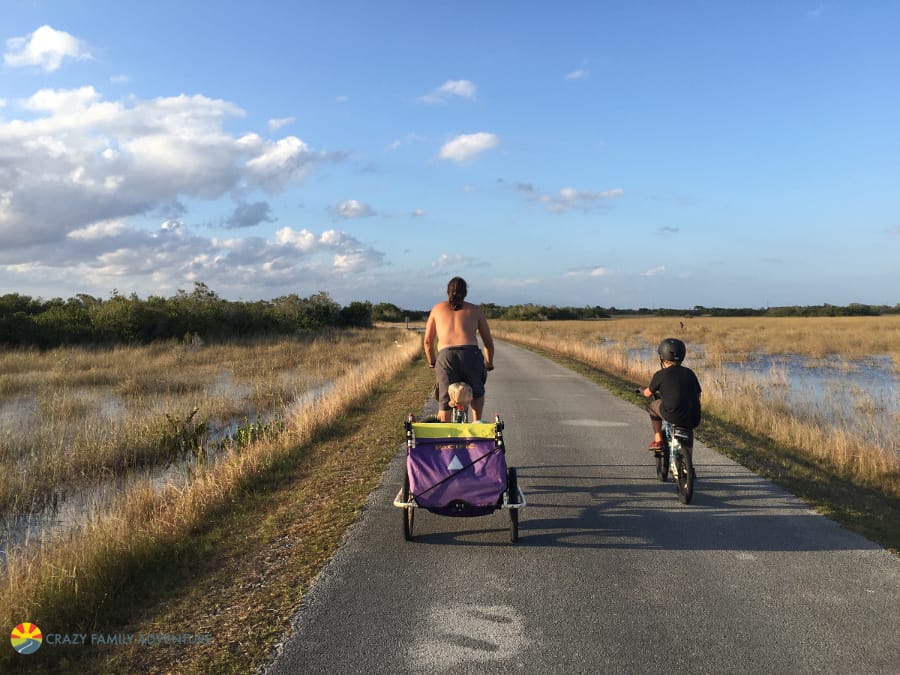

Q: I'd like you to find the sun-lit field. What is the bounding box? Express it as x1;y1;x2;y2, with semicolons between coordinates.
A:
0;327;421;635
0;329;415;520
492;316;900;496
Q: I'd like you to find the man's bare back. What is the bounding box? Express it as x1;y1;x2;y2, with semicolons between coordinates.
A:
424;278;494;421
424;301;494;353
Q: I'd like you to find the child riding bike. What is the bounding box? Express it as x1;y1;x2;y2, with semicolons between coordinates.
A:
638;338;702;451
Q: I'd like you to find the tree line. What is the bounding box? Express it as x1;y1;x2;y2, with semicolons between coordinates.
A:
610;303;900;318
2;285;896;348
370;302;611;322
0;284;372;348
374;301;899;321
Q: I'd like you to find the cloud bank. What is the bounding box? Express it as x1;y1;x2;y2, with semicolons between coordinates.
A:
0;82;382;298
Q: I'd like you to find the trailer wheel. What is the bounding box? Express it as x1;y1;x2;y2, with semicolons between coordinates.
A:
507;467;519;543
401;472;414;540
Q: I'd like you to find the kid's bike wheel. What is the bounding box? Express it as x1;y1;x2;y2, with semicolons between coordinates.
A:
401;472;414;540
507;467;519;543
655;445;669;482
675;451;694;504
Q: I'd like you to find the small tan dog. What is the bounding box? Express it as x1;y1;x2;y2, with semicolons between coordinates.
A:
447;382;473;411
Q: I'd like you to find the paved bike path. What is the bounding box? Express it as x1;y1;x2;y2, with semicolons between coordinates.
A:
266;340;900;674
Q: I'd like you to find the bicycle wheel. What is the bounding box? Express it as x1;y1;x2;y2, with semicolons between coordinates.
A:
655;444;669;482
675;450;694;504
401;472;414;540
507;467;519;543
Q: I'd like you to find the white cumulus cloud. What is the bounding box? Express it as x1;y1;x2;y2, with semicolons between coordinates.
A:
418;79;477;103
4;25;92;72
0;87;342;250
244;135;321;190
58;220;381;299
439;132;499;163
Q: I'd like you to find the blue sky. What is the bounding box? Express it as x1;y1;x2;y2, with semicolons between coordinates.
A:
1;1;898;310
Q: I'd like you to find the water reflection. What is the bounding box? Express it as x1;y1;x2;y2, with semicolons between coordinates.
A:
619;342;897;450
720;353;898;446
0;385;328;565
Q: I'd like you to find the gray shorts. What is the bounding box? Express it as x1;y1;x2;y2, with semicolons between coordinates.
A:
435;346;486;411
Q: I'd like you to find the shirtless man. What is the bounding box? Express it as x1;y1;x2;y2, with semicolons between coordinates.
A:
424;277;495;422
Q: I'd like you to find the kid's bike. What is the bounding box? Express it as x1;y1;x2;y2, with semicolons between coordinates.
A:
637;388;695;504
656;420;695;504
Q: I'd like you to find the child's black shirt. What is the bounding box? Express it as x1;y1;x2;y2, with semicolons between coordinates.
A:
649;364;702;428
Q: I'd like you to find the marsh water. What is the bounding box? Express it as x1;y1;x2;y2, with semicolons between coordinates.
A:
0;383;330;565
2;346;897;563
610;338;899;441
717;353;898;447
1;415;236;566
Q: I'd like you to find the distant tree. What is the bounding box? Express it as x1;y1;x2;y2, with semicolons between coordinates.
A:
371;302;404;322
169;282;225;337
0;293;42;316
89;293;151;343
32;300;93;344
479;303;502;319
338;301;373;327
297;291;341;329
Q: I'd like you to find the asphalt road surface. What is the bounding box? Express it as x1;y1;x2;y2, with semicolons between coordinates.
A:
266;340;900;674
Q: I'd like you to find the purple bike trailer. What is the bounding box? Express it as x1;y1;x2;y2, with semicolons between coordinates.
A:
407;422;507;516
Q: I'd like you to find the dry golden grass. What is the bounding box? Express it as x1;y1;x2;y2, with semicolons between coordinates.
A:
0;330;407;516
493;314;900;362
0;328;422;646
493;317;900;497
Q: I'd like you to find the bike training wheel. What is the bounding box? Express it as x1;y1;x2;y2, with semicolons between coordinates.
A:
655;444;669;482
507;467;519;543
675;451;694;504
401;472;414;540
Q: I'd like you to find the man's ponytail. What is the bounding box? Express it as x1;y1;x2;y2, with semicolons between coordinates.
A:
447;276;467;311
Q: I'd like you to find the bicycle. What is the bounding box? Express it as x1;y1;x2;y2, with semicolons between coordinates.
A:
657;419;695;504
635;388;695;504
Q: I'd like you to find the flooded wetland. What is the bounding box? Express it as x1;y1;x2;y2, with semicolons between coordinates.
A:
0;329;417;562
493;315;900;495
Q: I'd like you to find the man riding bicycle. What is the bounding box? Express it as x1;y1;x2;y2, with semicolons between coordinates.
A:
424;277;495;422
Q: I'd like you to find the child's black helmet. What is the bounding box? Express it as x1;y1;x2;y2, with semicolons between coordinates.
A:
658;338;686;362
